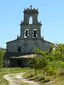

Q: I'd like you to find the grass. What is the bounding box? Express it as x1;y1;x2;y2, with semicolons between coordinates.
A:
20;82;29;85
0;67;64;85
0;67;29;85
23;68;64;85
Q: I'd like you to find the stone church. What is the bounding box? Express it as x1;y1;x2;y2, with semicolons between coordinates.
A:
5;6;52;67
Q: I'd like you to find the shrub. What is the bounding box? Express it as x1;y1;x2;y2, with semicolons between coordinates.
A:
44;66;57;75
0;50;5;68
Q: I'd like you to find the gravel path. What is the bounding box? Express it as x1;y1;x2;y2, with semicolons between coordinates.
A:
3;73;40;85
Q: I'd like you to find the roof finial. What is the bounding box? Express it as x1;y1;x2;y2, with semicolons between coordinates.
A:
30;5;32;9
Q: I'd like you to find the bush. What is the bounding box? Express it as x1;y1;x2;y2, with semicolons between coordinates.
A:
44;66;57;75
0;50;5;68
30;44;64;76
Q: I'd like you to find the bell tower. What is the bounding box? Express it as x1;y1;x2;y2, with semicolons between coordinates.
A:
6;5;52;67
20;5;42;39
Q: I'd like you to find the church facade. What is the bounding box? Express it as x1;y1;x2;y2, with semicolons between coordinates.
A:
5;6;52;67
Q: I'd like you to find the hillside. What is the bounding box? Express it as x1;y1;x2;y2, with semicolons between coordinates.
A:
0;47;6;51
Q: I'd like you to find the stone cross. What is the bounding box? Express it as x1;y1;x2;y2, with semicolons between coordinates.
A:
30;5;32;9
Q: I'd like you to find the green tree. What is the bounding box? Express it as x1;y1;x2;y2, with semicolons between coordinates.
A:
0;50;5;68
52;44;64;61
30;44;64;76
29;48;48;75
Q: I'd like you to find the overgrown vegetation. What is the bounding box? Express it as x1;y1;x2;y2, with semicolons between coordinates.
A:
0;50;30;85
0;50;5;68
23;44;64;85
1;44;64;85
0;68;29;85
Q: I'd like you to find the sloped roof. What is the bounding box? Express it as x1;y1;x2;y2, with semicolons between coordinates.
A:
10;54;35;59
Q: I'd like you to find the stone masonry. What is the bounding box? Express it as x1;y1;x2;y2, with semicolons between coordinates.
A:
5;6;52;67
6;5;51;54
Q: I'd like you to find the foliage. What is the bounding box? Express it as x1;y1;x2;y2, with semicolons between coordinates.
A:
29;44;64;75
44;63;57;75
52;44;64;60
0;50;5;68
29;56;46;75
24;44;64;85
29;48;49;75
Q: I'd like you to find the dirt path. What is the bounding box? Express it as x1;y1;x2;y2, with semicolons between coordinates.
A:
3;73;40;85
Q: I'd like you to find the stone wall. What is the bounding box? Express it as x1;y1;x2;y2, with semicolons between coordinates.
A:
6;38;51;54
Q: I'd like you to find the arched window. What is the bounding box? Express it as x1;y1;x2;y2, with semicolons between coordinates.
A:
29;16;33;24
33;29;37;38
24;29;29;38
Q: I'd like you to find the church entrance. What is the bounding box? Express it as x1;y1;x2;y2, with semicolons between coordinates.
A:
17;59;22;67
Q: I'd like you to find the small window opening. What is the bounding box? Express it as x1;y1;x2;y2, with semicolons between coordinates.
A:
25;30;28;36
18;47;21;52
33;29;37;38
24;29;29;38
29;16;33;24
34;30;37;37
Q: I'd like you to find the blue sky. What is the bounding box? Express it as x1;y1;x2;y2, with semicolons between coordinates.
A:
0;0;64;48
